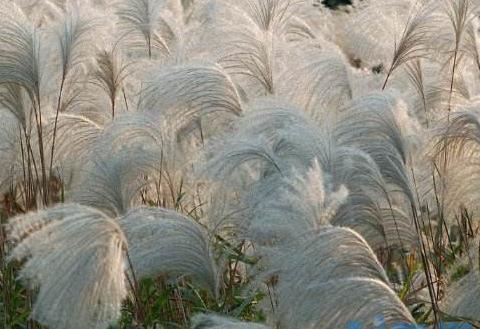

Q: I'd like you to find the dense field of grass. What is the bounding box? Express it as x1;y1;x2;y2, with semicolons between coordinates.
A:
0;0;480;328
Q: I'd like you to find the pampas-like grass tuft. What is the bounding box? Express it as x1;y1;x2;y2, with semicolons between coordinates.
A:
119;206;220;295
7;204;128;329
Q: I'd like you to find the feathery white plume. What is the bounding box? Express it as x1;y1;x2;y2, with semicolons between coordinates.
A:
119;206;219;295
8;203;128;329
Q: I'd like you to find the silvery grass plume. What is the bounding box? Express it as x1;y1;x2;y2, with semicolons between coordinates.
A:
7;204;128;329
430;0;479;66
441;238;480;320
241;0;304;33
189;0;310;97
245;159;349;246
115;0;183;59
258;227;415;329
25;2;98;107
277;277;415;329
47;6;99;177
0;0;50;200
336;92;415;204
72;144;162;217
258;226;390;285
381;2;434;90
430;0;480;113
43;113;103;173
282;0;338;44
48;6;96;94
91;112;163;154
0;110;20;194
70;113;162;216
333;93;419;249
186;0;269;72
432;108;480;219
119;206;220;295
0;2;45;110
464;18;480;72
72;147;157;216
219;30;279;96
15;0;103;27
277;47;353;122
91;48;130;118
331;91;420;248
193;0;304;34
190;314;269;329
71;112;199;214
403;59;432;125
400;59;473;125
0;83;28;130
13;0;64;26
8;111;103;186
337;0;434;69
204;99;331;180
140;63;243;140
